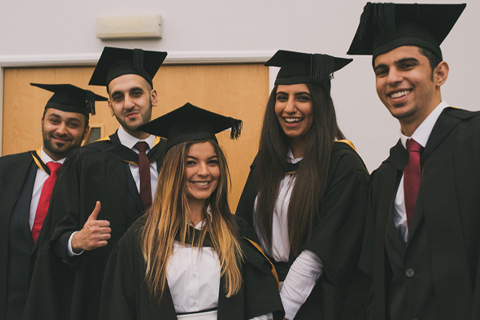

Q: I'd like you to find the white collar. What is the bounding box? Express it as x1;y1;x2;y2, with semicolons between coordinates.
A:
400;101;449;149
40;146;65;164
286;149;303;164
191;206;213;230
117;125;156;150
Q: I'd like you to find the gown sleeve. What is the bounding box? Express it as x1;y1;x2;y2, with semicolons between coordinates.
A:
280;250;323;319
235;155;259;231
302;147;369;318
99;229;138;320
235;215;285;320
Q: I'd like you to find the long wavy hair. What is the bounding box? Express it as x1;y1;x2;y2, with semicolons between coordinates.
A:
141;139;243;300
255;83;345;256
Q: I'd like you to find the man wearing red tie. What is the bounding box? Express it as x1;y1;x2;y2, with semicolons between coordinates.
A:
348;3;480;320
0;83;105;320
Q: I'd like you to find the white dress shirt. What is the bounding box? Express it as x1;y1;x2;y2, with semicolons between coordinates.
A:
394;101;449;242
167;213;272;320
167;219;221;314
254;150;323;320
29;147;65;230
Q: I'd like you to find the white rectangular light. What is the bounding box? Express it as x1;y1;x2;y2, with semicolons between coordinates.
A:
96;15;162;40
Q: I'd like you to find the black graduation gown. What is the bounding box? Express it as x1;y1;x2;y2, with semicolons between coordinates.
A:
99;216;285;320
24;132;166;320
363;107;480;320
0;151;48;320
235;142;369;320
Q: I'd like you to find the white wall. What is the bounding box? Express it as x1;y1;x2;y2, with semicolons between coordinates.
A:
1;0;478;171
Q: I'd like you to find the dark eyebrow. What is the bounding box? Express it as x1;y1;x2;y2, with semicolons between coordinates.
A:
294;92;311;96
395;57;419;65
110;90;124;97
374;57;419;72
276;91;311;96
66;117;81;123
110;86;145;97
187;155;218;160
47;113;61;119
373;62;388;73
47;113;82;124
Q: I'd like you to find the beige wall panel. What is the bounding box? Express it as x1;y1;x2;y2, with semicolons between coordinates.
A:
3;64;269;211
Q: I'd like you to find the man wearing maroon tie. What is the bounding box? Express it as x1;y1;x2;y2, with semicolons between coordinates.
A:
348;3;480;320
0;83;104;320
25;47;168;320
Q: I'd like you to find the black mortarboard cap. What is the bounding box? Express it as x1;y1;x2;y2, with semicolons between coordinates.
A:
265;50;352;91
31;83;107;117
347;3;466;60
88;47;167;88
138;102;243;150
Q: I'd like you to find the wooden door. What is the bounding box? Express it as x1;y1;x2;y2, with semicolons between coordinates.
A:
2;64;269;210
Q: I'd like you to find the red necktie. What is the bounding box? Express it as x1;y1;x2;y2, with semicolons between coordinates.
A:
135;141;152;209
404;139;423;227
32;162;62;243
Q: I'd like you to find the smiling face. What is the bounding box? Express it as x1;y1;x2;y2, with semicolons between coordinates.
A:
185;141;220;206
274;83;314;142
42;108;88;161
374;45;447;135
108;74;157;139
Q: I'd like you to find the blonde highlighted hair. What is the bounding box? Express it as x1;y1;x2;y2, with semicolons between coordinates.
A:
141;140;243;300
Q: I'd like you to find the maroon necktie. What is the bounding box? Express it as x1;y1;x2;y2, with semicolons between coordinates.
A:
32;162;62;243
135;141;152;209
404;139;423;227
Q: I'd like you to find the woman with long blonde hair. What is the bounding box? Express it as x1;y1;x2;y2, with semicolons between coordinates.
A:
100;103;283;320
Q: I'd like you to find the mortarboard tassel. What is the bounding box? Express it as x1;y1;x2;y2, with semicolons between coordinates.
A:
229;118;243;139
357;2;373;40
373;3;396;35
310;54;334;92
357;2;396;41
132;49;145;74
414;3;420;22
85;90;96;115
310;54;335;82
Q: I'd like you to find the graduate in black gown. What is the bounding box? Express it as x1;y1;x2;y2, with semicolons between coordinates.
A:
24;47;167;320
100;103;284;320
235;50;369;320
0;83;103;320
347;3;480;320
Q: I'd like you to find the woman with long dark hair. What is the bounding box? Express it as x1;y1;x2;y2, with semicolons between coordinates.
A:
100;103;284;320
236;50;369;319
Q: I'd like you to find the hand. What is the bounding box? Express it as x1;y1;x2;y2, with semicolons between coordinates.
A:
71;201;111;252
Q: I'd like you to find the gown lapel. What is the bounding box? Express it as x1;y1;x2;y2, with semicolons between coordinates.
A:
386;140;409;246
407;109;462;243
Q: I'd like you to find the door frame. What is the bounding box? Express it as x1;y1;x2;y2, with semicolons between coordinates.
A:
0;50;276;156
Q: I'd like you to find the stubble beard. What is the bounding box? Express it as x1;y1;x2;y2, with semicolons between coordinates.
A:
42;126;83;160
117;97;153;133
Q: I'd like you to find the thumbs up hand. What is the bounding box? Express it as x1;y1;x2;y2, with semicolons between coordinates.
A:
71;201;111;252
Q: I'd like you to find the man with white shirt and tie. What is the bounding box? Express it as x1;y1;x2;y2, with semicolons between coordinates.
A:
0;83;104;320
25;47;168;320
347;3;480;320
